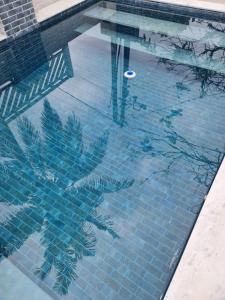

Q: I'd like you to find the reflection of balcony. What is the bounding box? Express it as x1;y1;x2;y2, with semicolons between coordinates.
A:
0;8;103;124
0;46;73;123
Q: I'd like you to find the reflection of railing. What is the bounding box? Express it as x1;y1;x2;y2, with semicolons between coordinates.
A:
0;47;73;123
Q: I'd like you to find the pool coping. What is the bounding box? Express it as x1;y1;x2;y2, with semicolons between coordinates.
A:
37;0;98;30
34;0;86;23
153;0;225;14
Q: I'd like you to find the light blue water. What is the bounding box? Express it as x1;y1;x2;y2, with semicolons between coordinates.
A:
0;1;225;299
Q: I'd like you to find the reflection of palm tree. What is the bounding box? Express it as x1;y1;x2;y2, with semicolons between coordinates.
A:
0;100;134;295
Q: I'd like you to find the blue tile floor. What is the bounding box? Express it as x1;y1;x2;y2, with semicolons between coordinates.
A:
1;2;225;299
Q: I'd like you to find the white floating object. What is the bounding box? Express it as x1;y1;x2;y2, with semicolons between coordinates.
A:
124;70;136;79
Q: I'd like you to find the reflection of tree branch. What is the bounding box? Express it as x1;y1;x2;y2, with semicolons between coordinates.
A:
208;23;225;33
131;126;222;187
157;32;225;97
199;46;225;58
160;57;225;97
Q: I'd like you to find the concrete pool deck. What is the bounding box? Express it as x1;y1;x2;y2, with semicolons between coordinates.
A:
154;0;225;13
33;0;85;22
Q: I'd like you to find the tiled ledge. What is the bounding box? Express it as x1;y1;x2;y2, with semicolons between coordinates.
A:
153;0;225;13
165;157;225;300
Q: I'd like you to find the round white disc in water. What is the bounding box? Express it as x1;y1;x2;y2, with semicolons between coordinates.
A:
124;70;136;79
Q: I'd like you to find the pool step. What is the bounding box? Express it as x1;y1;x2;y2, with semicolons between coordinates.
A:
75;21;225;74
84;6;225;48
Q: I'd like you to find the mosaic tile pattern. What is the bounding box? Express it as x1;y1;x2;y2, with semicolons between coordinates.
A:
1;2;225;299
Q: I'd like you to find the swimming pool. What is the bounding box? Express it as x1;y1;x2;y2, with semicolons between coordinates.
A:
0;1;225;299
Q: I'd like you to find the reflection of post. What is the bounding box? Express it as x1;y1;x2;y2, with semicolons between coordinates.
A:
110;36;130;127
111;37;119;124
121;40;130;126
102;21;137;126
63;46;74;78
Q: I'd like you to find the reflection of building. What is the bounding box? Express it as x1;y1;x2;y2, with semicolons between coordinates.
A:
0;30;74;123
100;20;146;126
0;47;73;123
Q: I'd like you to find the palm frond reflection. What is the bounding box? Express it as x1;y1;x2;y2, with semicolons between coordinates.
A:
0;99;134;295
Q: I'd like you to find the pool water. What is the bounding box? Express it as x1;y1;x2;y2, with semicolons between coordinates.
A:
1;1;225;299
